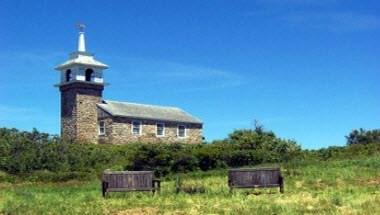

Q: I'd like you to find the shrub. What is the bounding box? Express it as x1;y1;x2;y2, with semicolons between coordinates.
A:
171;153;199;173
9;126;380;182
346;128;380;145
194;145;225;171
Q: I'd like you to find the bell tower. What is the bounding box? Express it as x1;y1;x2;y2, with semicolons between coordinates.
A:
55;24;108;143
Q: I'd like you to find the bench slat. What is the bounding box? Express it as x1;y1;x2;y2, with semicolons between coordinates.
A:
107;187;154;192
228;168;284;193
102;171;159;197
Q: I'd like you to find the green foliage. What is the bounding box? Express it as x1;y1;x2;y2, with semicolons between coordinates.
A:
225;129;302;164
0;127;304;181
304;143;380;161
346;128;380;145
0;128;135;179
2;126;380;182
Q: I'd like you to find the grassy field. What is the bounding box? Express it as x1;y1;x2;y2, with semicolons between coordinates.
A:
1;157;380;215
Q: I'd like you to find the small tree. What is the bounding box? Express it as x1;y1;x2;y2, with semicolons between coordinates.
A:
346;128;380;145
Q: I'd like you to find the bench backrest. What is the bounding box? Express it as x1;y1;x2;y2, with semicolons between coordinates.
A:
102;171;153;191
228;168;282;188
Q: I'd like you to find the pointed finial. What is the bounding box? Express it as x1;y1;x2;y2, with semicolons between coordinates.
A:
77;23;86;52
77;23;86;33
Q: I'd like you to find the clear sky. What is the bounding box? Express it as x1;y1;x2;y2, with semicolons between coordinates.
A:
0;0;379;149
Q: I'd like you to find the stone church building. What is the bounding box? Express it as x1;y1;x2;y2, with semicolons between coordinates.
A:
55;26;203;144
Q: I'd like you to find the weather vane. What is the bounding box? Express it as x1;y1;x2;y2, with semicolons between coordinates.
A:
77;23;86;32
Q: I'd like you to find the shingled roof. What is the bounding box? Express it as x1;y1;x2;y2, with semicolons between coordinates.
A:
97;100;202;124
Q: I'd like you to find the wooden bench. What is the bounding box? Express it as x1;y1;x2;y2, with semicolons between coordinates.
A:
102;171;160;197
228;167;284;193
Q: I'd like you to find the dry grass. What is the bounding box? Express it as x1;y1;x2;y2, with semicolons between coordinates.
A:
1;157;380;214
114;207;159;215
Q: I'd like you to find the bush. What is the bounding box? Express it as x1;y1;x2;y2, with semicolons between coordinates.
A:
0;127;305;181
346;128;380;145
0;171;15;182
171;153;199;173
8;126;380;182
23;170;94;182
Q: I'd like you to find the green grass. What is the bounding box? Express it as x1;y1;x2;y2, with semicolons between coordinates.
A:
1;157;380;215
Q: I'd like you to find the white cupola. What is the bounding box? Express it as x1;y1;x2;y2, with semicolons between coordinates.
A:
55;24;108;85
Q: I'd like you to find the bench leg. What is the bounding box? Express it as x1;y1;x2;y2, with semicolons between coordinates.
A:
157;180;161;193
279;176;284;193
228;179;233;194
152;180;161;195
102;181;108;198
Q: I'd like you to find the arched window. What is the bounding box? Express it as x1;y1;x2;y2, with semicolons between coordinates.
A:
65;69;72;82
85;68;95;82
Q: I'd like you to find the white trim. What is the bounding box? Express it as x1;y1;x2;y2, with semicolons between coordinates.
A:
98;121;106;135
156;122;165;137
177;124;187;138
131;120;142;136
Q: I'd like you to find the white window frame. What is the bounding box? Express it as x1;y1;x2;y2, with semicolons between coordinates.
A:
177;124;187;138
131;120;142;136
156;123;165;137
98;121;106;135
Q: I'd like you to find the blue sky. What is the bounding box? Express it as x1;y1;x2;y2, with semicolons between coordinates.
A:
0;0;379;149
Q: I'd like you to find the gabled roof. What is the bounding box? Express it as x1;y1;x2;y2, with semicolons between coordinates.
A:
97;100;202;124
55;52;108;70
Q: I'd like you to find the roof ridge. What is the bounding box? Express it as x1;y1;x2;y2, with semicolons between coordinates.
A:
104;100;182;110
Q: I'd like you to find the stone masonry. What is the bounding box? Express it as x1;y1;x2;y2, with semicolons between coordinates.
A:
60;82;103;143
98;112;203;144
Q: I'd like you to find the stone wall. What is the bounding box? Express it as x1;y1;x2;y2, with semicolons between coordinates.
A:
97;110;113;144
60;82;103;143
98;113;202;144
60;81;203;144
61;86;76;141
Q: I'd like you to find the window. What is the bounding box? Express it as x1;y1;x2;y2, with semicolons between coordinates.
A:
132;121;142;135
98;121;105;135
85;68;95;82
65;69;72;82
177;125;186;138
156;123;165;137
